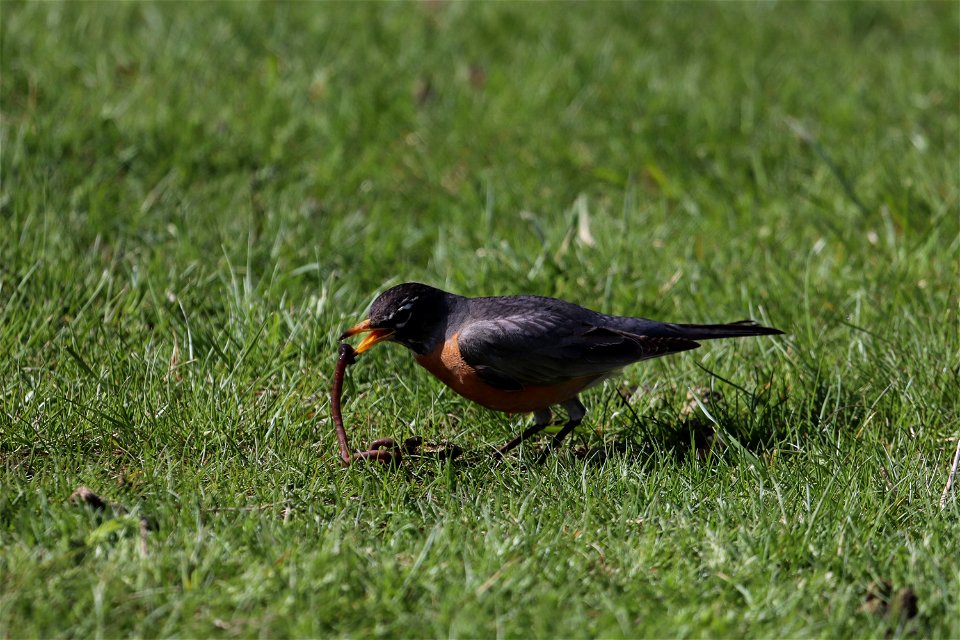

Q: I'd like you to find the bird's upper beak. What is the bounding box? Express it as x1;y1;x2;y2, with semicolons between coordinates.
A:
339;319;395;354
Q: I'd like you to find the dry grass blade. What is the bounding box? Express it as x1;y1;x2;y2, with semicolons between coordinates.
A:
940;437;960;509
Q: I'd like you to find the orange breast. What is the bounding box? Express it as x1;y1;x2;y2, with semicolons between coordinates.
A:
414;333;598;413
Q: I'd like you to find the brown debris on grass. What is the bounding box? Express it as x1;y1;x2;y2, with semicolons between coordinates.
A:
859;580;919;621
69;486;152;557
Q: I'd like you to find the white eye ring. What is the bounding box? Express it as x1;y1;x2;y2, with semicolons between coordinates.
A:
393;307;412;328
389;296;418;328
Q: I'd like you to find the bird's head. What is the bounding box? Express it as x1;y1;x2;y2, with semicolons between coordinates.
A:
340;282;450;355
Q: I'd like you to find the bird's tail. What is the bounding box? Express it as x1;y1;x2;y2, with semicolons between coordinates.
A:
669;319;784;340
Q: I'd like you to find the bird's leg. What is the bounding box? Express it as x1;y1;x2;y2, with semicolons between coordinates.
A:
537;398;586;463
498;409;552;456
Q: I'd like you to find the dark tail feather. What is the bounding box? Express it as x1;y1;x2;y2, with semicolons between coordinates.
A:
670;320;784;340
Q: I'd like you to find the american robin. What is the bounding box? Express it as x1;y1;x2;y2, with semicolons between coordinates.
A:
341;282;783;459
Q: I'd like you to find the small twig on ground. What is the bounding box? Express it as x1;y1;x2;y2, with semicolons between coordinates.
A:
939;437;960;509
204;503;282;513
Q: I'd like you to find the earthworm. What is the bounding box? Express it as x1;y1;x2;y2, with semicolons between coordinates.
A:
331;343;401;466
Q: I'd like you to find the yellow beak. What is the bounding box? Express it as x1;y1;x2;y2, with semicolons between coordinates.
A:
339;319;395;354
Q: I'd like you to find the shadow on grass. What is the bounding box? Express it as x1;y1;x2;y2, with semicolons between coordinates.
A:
344;374;873;474
569;374;877;467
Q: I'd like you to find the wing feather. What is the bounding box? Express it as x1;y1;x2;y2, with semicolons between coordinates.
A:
457;310;700;389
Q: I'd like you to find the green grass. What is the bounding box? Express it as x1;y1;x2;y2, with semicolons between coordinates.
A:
2;2;958;637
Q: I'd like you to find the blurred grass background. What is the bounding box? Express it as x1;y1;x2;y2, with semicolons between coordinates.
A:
2;2;958;637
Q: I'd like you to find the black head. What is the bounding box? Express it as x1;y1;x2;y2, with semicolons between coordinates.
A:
341;283;451;355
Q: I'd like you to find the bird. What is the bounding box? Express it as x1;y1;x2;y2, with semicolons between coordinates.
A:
340;282;783;459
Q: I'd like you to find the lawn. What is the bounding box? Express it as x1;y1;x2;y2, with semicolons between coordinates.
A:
2;2;958;637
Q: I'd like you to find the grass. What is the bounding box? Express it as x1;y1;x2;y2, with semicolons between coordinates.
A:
2;1;958;637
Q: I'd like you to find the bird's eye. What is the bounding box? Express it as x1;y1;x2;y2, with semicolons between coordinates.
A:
392;307;412;328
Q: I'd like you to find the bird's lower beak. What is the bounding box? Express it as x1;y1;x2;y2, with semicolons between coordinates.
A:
339;319;395;354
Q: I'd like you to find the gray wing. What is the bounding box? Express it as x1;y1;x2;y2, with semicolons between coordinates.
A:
457;309;700;390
